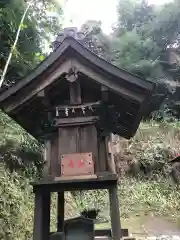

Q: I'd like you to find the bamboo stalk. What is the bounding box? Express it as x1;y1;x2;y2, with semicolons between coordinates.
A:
0;4;31;88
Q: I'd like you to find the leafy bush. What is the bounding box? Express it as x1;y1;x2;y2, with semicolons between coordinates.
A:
116;121;180;178
0;164;34;240
1;110;180;237
0;111;43;177
120;177;180;221
0;111;43;238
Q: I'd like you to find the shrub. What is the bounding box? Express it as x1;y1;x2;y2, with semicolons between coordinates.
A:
0;164;34;240
115;121;180;178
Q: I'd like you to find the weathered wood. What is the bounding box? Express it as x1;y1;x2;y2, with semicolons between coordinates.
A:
57;192;64;232
58;127;78;176
58;127;77;153
33;191;51;240
98;136;107;172
55;174;97;181
43;139;51;177
105;135;116;174
32;175;118;192
95;229;112;237
109;184;121;240
101;85;109;102
33;191;42;240
54;116;99;127
0;36;153;105
110;134;116;174
73;60;143;102
37;90;45;97
57;125;99;175
4;60;72;113
95;228;128;237
61;152;94;176
79;125;99;172
50;133;59;176
69;80;81;105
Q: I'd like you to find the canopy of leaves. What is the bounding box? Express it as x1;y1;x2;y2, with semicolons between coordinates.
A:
0;0;63;86
81;0;180;118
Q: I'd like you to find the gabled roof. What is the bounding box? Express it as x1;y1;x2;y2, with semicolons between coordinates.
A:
0;36;155;139
0;36;154;109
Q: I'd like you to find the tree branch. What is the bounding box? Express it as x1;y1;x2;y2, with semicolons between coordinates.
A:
0;4;31;89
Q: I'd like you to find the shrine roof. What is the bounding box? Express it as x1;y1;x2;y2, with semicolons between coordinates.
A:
0;36;155;139
0;36;154;107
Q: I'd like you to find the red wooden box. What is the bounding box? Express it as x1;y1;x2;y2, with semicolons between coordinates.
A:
61;152;94;176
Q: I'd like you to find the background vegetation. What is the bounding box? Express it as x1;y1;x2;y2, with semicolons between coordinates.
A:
1;0;180;238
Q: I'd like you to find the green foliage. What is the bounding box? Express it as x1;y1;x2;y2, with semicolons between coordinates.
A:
114;0;165;81
1;115;180;237
70;177;180;224
0;110;43;239
72;190;108;216
117;120;180;178
0;0;63;86
81;20;115;62
0;111;43;177
113;31;162;79
120;177;180;221
115;0;155;36
0;164;34;240
115;0;180;117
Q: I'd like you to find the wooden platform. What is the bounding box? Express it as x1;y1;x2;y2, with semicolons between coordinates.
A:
32;174;118;193
33;174;121;240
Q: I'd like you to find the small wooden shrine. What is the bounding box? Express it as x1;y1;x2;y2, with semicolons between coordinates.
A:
0;28;154;240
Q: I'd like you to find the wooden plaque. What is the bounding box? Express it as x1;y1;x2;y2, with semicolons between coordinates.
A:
61;153;94;176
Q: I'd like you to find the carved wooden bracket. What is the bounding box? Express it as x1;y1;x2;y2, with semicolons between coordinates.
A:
65;67;78;83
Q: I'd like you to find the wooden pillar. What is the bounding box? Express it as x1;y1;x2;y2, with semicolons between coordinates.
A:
33;191;51;240
57;192;65;232
69;80;81;105
109;184;122;240
106;134;116;174
43;139;51;177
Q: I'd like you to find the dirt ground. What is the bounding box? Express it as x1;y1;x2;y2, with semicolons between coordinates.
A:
96;214;180;237
123;215;180;237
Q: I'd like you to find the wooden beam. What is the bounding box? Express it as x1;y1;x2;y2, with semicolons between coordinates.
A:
5;60;72;112
55;175;97;181
109;184;122;240
37;90;45;98
57;192;65;232
110;134;116;174
0;37;153;106
33;191;51;240
4;58;144;113
74;60;144;102
32;175;118;192
101;85;109;102
43;139;51;178
54;116;99;127
69;80;82;105
98;136;107;172
105;135;116;174
95;228;129;237
56;101;101;110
